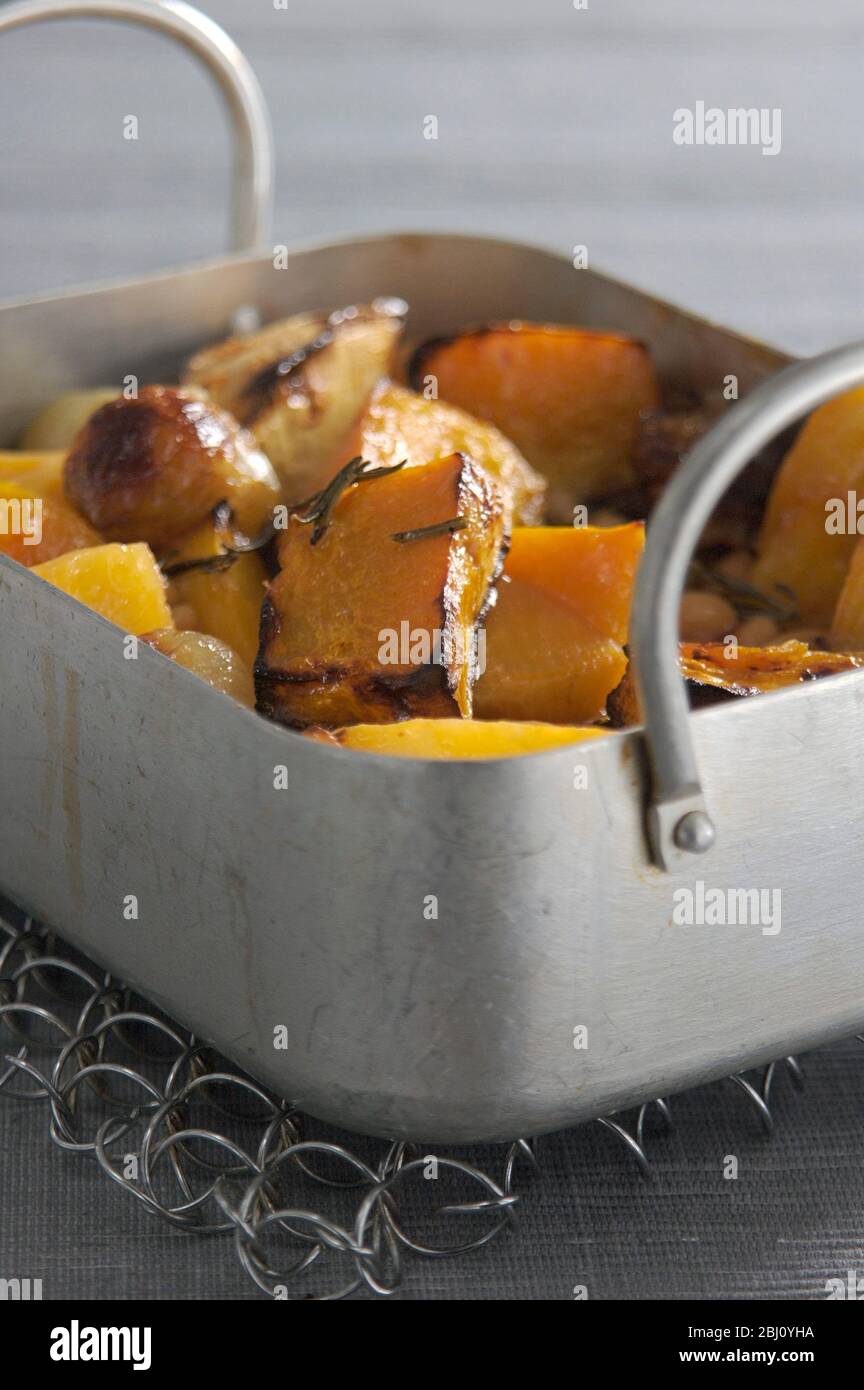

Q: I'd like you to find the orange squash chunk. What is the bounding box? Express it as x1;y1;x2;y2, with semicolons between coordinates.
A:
163;521;267;669
474;523;644;723
142;628;255;707
0;451;101;566
409;323;659;516
306;718;609;759
752;387;864;626
32;542;172;634
830;538;864;649
256;453;507;727
342;381;545;526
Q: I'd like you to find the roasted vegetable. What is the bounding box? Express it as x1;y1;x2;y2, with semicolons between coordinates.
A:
343;381;545;525
830;538;864;650
162;521;267;669
142;628;254;707
409;322;659;517
32;542;172;634
0;451;101;565
607;640;863;726
184;302;404;502
256;452;507;727
307;718;609;758
64;386;280;548
19;388;119;451
474;523;644;723
752;387;864;626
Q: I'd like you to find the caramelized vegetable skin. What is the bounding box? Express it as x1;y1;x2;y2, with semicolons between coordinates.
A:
752;387;864;625
409;322;659;517
256;453;507;727
306;718;609;759
607;640;863;726
184;302;404;502
64;386;280;548
163;521;267;669
32;542;172;634
474;523;644;723
343;382;545;525
0;451;101;565
142;628;254;707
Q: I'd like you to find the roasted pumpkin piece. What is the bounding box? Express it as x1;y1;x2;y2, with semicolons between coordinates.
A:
408;323;659;516
831;538;864;650
64;386;280;548
31;542;173;634
0;454;101;566
141;628;254;707
306;718;609;759
473;523;643;724
606;640;863;726
184;301;404;502
344;381;545;526
162;521;267;669
752;387;864;626
256;453;507;727
19;388;119;451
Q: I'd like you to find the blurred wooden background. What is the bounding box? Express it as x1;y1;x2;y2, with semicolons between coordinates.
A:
0;0;861;353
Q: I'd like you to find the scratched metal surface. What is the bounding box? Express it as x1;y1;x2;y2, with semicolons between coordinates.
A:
2;0;864;1301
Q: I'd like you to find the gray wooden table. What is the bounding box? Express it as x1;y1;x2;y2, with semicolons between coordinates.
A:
1;0;863;1301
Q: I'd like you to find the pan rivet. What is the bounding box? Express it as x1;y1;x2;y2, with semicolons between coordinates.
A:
674;810;715;854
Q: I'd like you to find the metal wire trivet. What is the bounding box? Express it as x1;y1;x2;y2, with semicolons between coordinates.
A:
0;908;815;1299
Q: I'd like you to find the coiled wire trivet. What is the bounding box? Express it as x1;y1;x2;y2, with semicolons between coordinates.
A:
0;909;810;1299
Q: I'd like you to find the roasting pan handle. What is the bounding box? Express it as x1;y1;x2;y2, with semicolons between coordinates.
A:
631;341;864;871
0;0;273;253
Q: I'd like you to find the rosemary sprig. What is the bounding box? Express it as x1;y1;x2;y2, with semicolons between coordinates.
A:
292;456;407;544
161;550;240;579
391;517;468;543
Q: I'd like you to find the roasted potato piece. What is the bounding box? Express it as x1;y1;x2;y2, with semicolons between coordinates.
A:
306;718;609;759
344;381;545;525
752;387;864;626
607;640;863;726
184;301;404;501
19;388;119;451
163;521;267;669
0;451;101;565
32;542;172;634
409;323;659;517
474;523;644;723
256;452;507;727
141;628;254;707
64;386;280;548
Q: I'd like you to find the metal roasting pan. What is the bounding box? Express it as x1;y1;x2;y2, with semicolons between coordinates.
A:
2;0;864;1144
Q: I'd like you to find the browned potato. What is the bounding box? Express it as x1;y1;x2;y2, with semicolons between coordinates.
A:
184;300;405;502
142;628;254;707
64;386;280;548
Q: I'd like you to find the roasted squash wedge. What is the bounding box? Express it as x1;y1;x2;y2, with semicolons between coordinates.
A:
162;521;267;669
409;323;659;517
474;523;644;723
307;718;609;759
32;542;172;634
830;538;864;650
256;453;507;726
752;387;864;625
607;639;863;726
341;381;545;526
184;302;404;502
64;386;280;548
0;452;101;565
